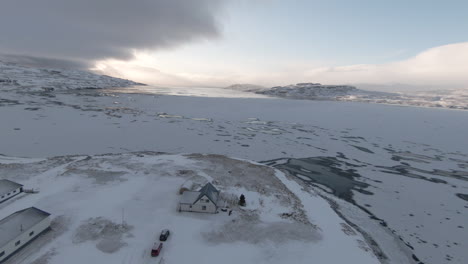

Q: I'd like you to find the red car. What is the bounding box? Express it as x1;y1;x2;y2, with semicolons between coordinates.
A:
151;243;163;257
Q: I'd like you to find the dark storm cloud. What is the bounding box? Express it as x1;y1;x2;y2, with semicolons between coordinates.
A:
0;54;90;70
0;0;223;62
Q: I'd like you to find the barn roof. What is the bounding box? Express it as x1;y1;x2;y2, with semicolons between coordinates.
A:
0;207;50;248
194;183;219;205
0;179;23;196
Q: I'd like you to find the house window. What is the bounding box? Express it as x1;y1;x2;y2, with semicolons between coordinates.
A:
1;196;4;199
29;231;35;237
15;240;21;246
189;205;192;208
202;206;207;210
0;251;4;257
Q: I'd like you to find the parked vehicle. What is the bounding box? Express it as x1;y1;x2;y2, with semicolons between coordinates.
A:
151;243;163;257
159;229;170;241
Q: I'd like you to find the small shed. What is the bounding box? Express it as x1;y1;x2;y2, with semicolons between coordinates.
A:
0;179;23;203
178;180;194;195
179;183;219;214
0;207;51;262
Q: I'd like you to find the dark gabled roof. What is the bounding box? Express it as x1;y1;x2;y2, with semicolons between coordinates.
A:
194;183;219;205
0;179;23;196
0;207;51;248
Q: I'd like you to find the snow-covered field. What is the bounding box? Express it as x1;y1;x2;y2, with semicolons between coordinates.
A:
1;63;467;264
0;153;379;264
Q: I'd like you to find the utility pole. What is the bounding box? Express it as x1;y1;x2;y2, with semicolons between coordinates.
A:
121;208;125;226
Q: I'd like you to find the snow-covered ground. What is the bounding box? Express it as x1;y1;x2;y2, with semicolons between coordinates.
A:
230;83;468;110
0;60;143;92
0;153;379;264
1;63;467;263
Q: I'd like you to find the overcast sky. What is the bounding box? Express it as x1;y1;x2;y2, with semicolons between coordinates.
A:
1;0;467;90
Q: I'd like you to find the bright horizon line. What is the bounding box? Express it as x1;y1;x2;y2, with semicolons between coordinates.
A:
93;41;468;92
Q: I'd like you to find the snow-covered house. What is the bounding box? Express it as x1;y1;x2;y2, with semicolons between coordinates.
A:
0;207;51;262
0;179;23;203
179;183;219;213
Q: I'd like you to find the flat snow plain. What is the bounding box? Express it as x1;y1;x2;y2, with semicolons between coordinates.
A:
0;85;467;263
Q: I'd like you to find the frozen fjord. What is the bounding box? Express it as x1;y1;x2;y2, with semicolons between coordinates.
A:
0;84;467;264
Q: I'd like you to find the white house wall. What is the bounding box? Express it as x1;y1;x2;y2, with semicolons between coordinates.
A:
179;200;217;213
0;216;51;262
0;187;22;203
193;199;217;213
179;204;192;212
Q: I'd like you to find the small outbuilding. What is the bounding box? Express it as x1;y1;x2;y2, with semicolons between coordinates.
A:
0;207;51;262
178;183;220;214
0;179;23;203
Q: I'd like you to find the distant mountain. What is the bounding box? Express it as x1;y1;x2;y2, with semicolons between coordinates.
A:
227;82;468;110
0;60;144;91
257;83;368;99
245;82;397;100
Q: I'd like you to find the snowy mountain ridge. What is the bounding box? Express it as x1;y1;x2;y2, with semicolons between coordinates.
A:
0;60;144;92
229;82;468;110
257;83;370;99
229;82;399;100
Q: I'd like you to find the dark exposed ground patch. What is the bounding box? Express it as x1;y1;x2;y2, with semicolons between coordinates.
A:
0;98;21;106
62;168;128;184
342;136;366;141
377;165;468;183
455;193;468;202
351;145;375;154
73;217;133;253
391;152;442;164
0;156;76;181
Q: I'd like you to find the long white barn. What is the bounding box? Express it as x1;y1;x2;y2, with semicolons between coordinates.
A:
179;183;219;214
0;179;23;203
0;207;51;263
